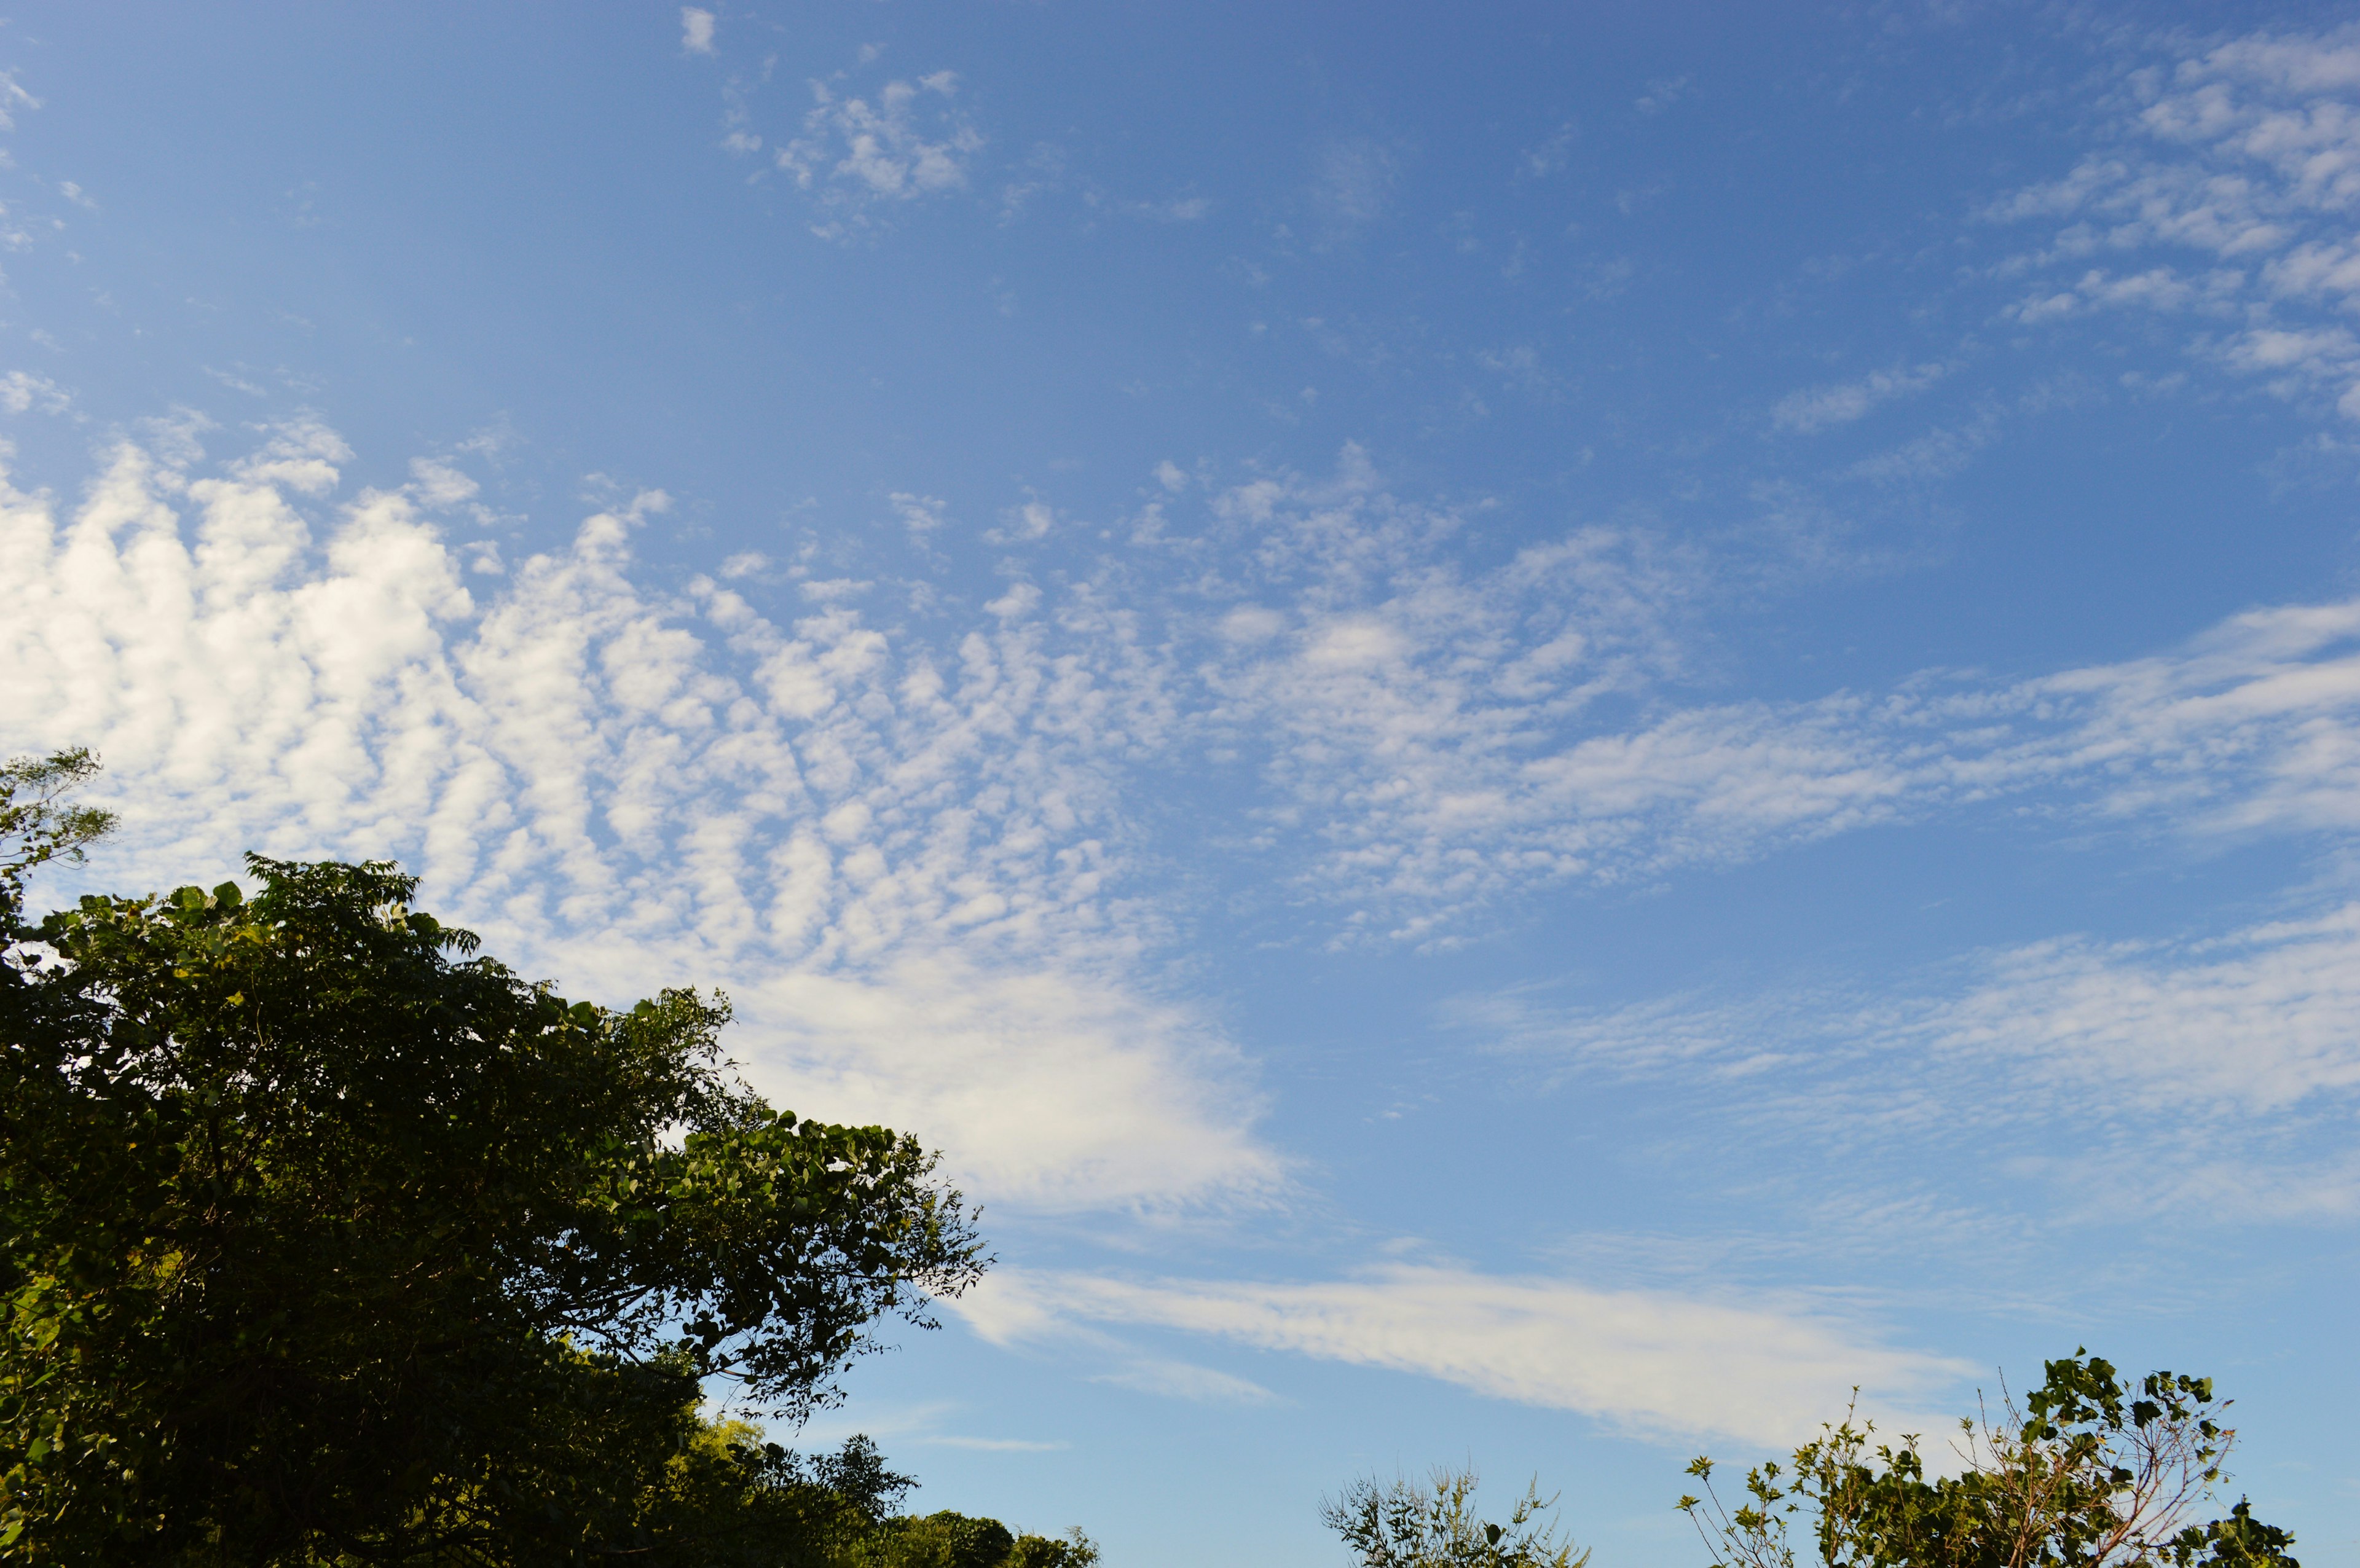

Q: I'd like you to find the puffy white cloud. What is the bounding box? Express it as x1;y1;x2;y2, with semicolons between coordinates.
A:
957;1264;1969;1448
680;7;715;57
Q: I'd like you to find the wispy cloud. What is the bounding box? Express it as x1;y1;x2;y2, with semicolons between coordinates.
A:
1520;122;1576;179
1090;1357;1278;1406
0;70;39;133
958;1264;1970;1448
786;1398;1064;1455
1462;896;2360;1224
1183;484;2360;943
1772;364;1948;433
1310;139;1396;238
680;7;716;57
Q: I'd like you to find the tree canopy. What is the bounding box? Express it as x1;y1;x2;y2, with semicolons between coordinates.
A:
0;753;996;1563
1680;1351;2298;1568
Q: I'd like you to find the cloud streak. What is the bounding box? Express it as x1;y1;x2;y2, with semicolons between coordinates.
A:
1772;364;1948;433
958;1263;1970;1448
1463;893;2360;1223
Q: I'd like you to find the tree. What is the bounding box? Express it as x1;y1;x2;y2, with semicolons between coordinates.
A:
0;748;115;919
1678;1350;2299;1568
854;1511;1099;1568
1323;1465;1589;1568
0;770;989;1564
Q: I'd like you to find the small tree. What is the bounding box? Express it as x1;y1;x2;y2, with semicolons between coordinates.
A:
0;748;115;918
1323;1465;1589;1568
1678;1350;2298;1568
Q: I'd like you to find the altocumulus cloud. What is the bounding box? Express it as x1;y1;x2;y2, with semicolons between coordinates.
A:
0;423;1278;1214
1989;21;2360;418
12;423;2360;1207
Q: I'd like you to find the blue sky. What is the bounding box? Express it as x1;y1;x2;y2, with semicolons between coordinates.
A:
5;2;2360;1562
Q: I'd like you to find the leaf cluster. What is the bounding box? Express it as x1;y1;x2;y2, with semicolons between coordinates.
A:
1678;1352;2298;1568
852;1510;1099;1568
0;749;116;923
0;847;987;1563
1322;1465;1589;1568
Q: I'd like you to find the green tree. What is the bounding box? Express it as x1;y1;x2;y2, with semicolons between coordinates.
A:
0;779;988;1564
0;748;115;919
1679;1350;2298;1568
1323;1465;1589;1568
855;1511;1099;1568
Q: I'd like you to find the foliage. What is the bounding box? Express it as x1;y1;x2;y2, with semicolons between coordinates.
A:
0;749;116;921
786;1433;919;1526
0;806;988;1562
857;1511;1099;1568
1003;1529;1103;1568
1323;1465;1589;1568
1678;1350;2298;1568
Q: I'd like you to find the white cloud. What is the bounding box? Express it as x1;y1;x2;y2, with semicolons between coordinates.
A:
741;957;1274;1212
987;498;1054;544
958;1264;1969;1448
1311;139;1396;235
1474;345;1551;396
921;1435;1068;1452
0;370;68;414
19;421;2360;1107
1989;23;2360;416
407;456;479;508
889;491;947;534
1066;448;2360;947
1841;409;2001;484
0;425;1279;1215
1520;122;1576;179
0;71;39;133
680;7;716;57
775;68;981;238
1180;437;2360;936
1772;364;1947;433
1465;893;2360;1222
1634;76;1690;116
1115;195;1211;223
1925;908;2360;1115
1090;1357;1278;1406
785;1398;1064;1454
